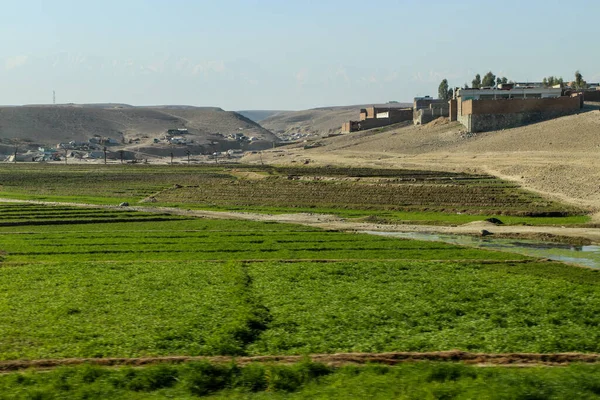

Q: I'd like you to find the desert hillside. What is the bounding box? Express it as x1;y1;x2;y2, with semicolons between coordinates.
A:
237;110;287;122
260;103;412;139
0;105;278;154
245;108;600;212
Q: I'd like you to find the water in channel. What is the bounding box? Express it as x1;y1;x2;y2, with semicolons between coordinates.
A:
364;231;600;269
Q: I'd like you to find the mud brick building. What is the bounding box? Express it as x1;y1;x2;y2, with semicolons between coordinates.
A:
341;105;412;133
453;85;582;133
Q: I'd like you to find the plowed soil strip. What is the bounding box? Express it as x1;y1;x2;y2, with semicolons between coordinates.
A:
3;351;600;372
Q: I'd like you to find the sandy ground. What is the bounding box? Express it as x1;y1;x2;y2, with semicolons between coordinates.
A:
2;198;599;244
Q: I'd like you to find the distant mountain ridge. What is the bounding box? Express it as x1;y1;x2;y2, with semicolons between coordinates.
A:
258;103;412;138
0;104;278;154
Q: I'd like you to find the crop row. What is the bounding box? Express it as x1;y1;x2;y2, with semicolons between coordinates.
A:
1;164;581;216
0;215;519;262
155;179;570;213
0;259;599;361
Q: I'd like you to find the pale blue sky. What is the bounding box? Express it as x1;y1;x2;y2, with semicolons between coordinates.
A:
2;0;599;110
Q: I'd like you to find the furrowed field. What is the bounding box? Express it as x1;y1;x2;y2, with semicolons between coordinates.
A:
0;164;598;398
0;164;589;225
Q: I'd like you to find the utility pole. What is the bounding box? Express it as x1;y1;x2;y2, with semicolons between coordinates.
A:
119;150;124;164
103;146;107;165
64;149;68;165
170;152;174;165
186;150;190;165
13;147;17;163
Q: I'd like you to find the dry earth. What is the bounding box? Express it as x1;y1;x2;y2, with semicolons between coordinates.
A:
244;109;600;221
0;104;277;156
3;351;600;372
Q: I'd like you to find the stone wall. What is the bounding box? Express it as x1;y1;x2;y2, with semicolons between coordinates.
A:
413;104;450;125
583;90;600;102
414;98;447;110
462;108;581;133
463;96;581;116
342;108;412;133
458;96;582;133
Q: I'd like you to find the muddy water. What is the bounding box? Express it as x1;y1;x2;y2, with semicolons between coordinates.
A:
364;231;600;269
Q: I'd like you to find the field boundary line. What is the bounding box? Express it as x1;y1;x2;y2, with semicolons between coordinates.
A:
0;259;537;267
3;351;600;371
1;197;599;244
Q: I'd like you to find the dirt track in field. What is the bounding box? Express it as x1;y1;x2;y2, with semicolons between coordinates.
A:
1;198;599;244
2;351;600;372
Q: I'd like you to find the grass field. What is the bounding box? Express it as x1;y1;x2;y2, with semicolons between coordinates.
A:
1;203;599;362
0;163;589;225
3;361;600;399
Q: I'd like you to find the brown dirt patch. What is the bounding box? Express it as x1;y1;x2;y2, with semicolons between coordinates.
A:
3;351;600;372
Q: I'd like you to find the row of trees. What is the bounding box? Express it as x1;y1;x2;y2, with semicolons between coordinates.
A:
541;71;587;89
438;70;589;99
438;71;509;100
470;72;509;89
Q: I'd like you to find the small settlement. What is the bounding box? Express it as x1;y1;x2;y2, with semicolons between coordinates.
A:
342;83;600;134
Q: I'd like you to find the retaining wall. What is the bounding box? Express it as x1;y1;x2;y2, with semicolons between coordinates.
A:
460;109;581;133
463;96;581;116
458;96;582;133
583;90;600;102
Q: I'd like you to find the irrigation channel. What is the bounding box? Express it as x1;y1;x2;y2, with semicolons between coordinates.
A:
365;231;600;269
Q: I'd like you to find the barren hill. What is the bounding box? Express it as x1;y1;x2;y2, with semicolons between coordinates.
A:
0;105;278;155
260;103;412;139
245;108;600;213
237;110;287;122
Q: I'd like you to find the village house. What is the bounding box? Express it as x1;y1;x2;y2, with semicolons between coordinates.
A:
341;104;412;133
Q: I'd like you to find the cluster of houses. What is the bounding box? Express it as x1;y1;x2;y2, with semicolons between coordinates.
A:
227;132;259;142
161;128;193;145
342;82;600;134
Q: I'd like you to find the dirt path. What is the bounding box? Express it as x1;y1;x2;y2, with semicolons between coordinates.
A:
2;198;599;244
2;351;600;372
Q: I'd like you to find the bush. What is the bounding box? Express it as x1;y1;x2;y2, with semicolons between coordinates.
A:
182;361;234;396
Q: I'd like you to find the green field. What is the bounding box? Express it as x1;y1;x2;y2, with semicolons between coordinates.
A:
3;361;600;399
0;164;597;398
1;203;599;362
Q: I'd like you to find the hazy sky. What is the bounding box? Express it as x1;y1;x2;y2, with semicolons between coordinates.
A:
2;0;599;110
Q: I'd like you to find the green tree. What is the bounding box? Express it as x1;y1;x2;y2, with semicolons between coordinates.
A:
472;74;481;89
501;77;508;84
438;79;450;100
574;70;586;89
481;71;496;87
542;76;563;87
